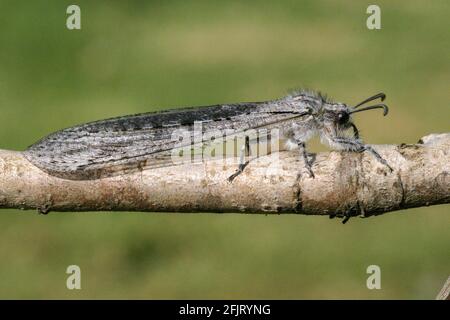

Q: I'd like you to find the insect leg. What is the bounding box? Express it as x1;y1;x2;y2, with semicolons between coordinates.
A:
350;123;360;139
342;211;352;224
227;136;251;182
331;137;393;172
329;210;352;224
298;142;315;178
364;145;393;172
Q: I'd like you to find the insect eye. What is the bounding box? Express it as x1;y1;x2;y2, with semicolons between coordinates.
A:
338;112;349;123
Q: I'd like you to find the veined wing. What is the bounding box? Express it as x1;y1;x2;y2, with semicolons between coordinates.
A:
24;100;309;180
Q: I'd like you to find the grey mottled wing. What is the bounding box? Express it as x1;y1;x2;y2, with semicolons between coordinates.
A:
24;100;308;180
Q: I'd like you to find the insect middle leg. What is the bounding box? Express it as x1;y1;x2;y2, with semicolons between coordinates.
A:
227;136;251;182
297;142;315;178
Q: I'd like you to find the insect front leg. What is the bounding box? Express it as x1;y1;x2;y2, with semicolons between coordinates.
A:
350;123;360;139
330;137;393;172
227;136;251;182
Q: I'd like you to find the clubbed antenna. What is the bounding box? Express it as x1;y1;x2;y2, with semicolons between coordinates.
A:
350;93;389;116
353;93;386;109
350;104;389;116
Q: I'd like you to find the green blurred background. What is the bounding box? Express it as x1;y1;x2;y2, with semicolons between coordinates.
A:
0;0;448;299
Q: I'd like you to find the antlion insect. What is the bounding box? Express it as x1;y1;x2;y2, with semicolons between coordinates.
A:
24;90;392;186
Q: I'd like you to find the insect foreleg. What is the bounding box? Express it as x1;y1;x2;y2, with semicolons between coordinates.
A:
363;145;393;172
350;123;360;139
330;137;393;172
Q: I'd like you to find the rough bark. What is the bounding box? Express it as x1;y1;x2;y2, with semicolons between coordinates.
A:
0;133;448;220
436;276;450;300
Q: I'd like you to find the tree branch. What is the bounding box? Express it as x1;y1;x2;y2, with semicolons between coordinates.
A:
0;133;448;219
